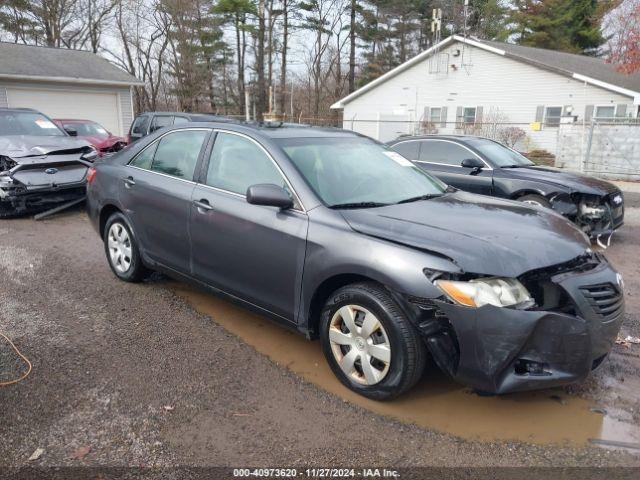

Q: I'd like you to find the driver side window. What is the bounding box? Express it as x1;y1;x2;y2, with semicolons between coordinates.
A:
206;132;287;196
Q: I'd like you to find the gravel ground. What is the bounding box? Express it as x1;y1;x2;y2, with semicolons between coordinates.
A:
0;193;639;474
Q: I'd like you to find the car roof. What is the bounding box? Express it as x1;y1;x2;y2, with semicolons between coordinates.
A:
53;118;95;123
169;121;362;140
390;134;485;143
139;111;236;121
0;107;41;114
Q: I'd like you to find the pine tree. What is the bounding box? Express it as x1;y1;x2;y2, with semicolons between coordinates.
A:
510;0;607;54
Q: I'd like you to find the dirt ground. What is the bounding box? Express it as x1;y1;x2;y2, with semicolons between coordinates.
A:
1;186;640;474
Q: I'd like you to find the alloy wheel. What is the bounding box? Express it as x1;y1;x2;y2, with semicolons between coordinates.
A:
328;305;391;385
107;223;132;274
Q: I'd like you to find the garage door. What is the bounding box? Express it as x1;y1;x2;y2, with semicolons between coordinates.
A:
7;88;121;135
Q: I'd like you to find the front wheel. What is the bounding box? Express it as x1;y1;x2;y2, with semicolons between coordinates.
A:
518;194;551;208
103;212;150;282
320;282;426;400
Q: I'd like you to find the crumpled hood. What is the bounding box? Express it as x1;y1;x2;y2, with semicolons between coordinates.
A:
341;191;590;277
506;166;619;196
81;134;125;150
0;135;91;160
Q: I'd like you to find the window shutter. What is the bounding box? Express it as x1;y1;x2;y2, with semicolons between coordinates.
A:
585;105;594;122
535;105;545;123
456;106;463;128
615;104;627;118
440;107;448;127
422;106;429;122
475;106;483;124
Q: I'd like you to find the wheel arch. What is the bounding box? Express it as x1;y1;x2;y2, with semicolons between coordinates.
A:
99;203;124;238
305;273;385;339
510;188;549;200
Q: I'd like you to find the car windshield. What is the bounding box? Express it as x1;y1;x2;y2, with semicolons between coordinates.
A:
0;111;65;136
465;138;534;168
277;136;447;208
65;122;109;138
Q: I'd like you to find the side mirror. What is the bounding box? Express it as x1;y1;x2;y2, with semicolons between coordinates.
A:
246;184;293;209
64;126;78;136
461;158;485;169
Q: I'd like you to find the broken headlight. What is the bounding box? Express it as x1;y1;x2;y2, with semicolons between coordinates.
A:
0;155;17;173
579;201;607;220
435;277;533;309
81;146;99;162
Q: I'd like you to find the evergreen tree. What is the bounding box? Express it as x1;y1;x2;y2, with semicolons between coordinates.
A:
510;0;607;54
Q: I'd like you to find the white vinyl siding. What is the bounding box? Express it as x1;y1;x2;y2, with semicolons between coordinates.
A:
342;40;635;154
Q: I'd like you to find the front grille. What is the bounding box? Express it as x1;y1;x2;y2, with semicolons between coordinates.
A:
580;283;624;320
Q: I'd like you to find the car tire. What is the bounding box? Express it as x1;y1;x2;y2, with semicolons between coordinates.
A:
320;282;427;400
518;194;551;208
103;212;150;282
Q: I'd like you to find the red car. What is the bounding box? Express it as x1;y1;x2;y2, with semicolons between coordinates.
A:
53;119;127;156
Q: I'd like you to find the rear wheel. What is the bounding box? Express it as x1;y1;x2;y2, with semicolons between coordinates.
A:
103;212;150;282
320;282;426;400
518;194;550;208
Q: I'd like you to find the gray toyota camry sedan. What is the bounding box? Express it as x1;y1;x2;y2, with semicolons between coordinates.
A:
86;122;624;399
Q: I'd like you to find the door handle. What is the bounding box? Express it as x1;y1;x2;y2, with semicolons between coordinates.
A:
123;176;136;188
193;199;214;212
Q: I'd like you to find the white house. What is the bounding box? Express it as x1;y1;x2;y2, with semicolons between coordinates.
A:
331;35;640;154
0;42;143;136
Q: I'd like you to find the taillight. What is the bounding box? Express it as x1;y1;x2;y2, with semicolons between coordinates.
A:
86;167;97;185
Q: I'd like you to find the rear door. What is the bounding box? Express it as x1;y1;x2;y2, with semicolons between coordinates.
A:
189;130;308;320
119;128;210;273
415;139;493;195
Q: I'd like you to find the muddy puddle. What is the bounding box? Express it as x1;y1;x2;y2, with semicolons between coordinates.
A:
171;283;640;448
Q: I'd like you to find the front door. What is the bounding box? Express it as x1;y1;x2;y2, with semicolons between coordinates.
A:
190;131;308;321
415;139;493;195
119;128;210;273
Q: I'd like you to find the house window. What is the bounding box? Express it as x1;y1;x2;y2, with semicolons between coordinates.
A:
544;106;562;127
429;107;442;124
463;107;477;124
594;106;616;121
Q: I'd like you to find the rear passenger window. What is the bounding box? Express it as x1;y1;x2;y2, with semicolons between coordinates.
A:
150;130;208;180
419;140;476;166
173;116;189;125
206;132;286;195
392;141;419;160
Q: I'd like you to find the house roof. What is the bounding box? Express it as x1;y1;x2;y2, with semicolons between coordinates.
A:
0;42;143;86
331;35;640;109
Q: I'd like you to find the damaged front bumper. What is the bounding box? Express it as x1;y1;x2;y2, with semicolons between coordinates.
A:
551;190;624;238
404;257;624;394
0;157;91;217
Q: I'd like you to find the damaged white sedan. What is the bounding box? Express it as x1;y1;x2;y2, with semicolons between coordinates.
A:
0;108;97;218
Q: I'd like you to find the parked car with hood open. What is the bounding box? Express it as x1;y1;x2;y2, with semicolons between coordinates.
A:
0;108;97;218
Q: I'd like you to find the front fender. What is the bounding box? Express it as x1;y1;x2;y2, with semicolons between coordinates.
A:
493;175;573;199
298;207;461;330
